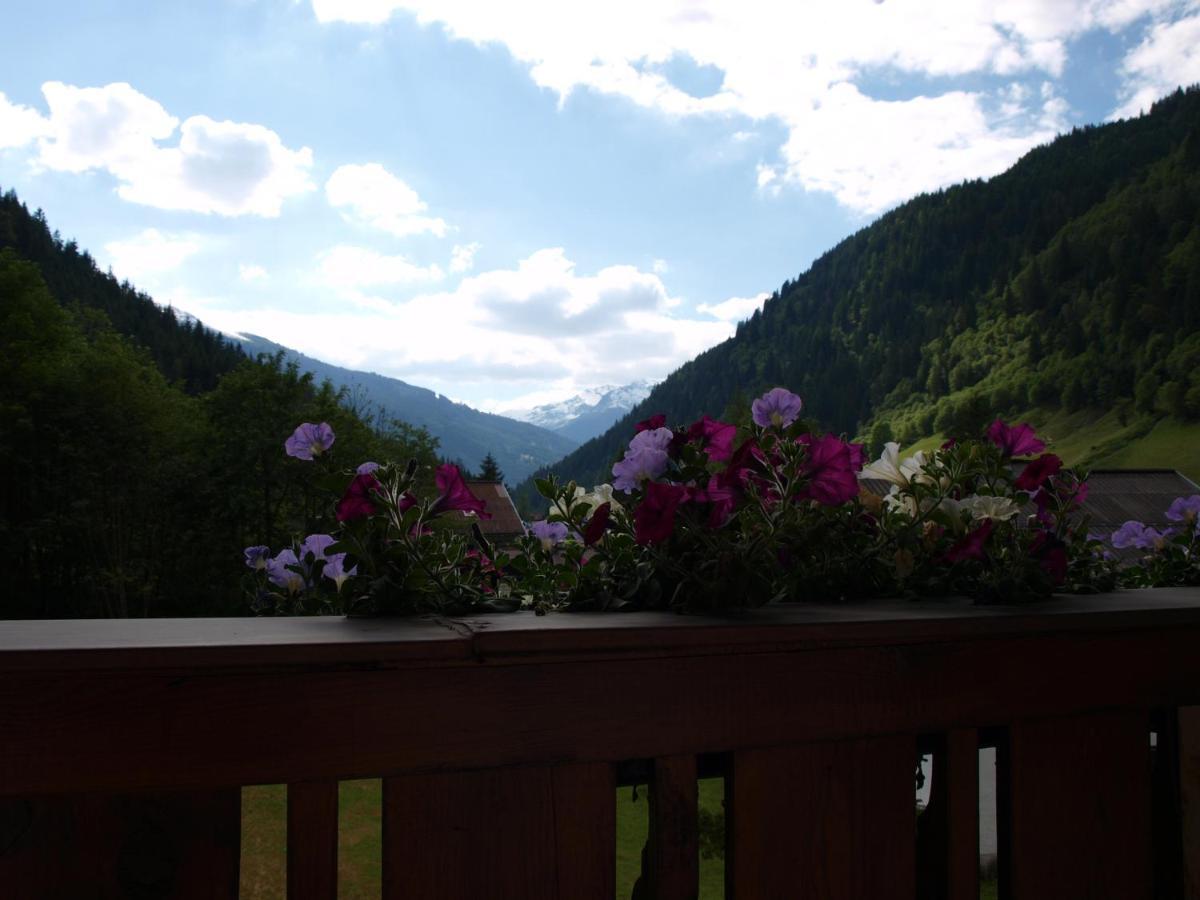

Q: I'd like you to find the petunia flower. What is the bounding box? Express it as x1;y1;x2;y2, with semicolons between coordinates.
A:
1014;454;1062;491
986;419;1045;457
687;415;738;462
266;549;305;593
1111;520;1172;550
301;533;335;560
612;446;670;492
751;387;804;429
860;442;927;487
634;413;667;433
337;472;382;522
429;464;492;518
528;519;569;550
943;519;995;563
356;461;381;474
1166;495;1200;529
629;427;674;454
795;434;860;506
583;502;612;545
285;422;336;460
1029;531;1067;584
962;495;1020;522
698;472;740;528
634;481;688;545
243;545;271;571
322;553;357;591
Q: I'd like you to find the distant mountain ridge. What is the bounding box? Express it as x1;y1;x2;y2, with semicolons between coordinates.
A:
234;334;578;484
514;85;1200;511
507;380;655;442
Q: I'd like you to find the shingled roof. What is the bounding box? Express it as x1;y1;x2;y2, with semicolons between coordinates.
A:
464;481;525;545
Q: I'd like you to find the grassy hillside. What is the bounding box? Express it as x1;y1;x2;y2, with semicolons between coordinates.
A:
515;86;1200;511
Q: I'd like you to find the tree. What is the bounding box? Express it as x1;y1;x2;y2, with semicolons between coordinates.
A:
477;452;504;483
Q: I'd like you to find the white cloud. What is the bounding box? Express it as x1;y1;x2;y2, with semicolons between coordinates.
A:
1114;11;1200;119
318;244;445;289
172;247;733;403
310;0;1185;213
698;291;769;323
0;91;51;150
33;82;313;216
325;162;448;237
450;241;480;273
239;263;269;282
103;228;203;283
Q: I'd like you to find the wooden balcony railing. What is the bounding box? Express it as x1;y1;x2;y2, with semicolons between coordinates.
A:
2;588;1200;898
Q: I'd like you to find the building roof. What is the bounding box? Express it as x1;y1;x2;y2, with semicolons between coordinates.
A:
463;481;525;543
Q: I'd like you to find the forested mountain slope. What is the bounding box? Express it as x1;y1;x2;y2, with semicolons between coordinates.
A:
235;334;578;484
515;86;1200;511
0;190;246;393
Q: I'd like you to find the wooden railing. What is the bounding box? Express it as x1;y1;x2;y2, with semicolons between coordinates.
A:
2;588;1200;898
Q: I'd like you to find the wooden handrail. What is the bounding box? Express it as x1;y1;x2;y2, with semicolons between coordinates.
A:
1;587;1198;898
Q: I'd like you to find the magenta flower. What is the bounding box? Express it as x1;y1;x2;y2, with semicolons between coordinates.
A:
285;422;335;460
795;434;861;506
634;481;688;545
612;446;670;492
430;464;492;519
635;413;667;433
943;519;995;563
1014;453;1062;491
752;387;804;429
1029;531;1068;584
687;415;737;462
986;419;1045;457
337;472;382;522
699;472;739;528
243;545;271;571
583;502;612;545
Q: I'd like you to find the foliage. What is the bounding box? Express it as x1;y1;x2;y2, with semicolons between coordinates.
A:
514;86;1200;512
253;388;1157;616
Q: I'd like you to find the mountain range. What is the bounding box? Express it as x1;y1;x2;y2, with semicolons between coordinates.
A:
505;381;655;443
513;85;1200;511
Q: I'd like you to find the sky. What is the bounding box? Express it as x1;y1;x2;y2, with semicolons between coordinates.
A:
2;1;1199;413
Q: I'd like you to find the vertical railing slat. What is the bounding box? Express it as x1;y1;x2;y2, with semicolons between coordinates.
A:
1174;706;1200;900
729;736;915;900
0;789;240;898
287;781;338;900
945;728;979;900
645;754;698;900
1007;711;1151;900
552;762;616;900
384;764;600;900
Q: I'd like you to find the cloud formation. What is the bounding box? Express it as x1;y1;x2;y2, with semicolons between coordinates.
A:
325;162;449;237
104;228;203;283
172;247;738;407
1114;11;1200;118
5;82;314;216
311;0;1191;213
698;291;769;323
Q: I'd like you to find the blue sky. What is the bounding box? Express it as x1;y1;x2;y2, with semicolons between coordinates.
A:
2;1;1198;412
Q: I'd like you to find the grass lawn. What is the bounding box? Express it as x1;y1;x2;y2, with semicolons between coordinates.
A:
241;777;726;899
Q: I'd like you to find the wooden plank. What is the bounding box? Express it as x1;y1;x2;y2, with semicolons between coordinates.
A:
0;788;240;898
287;781;338;900
382;765;558;900
552;763;616;900
728;735;915;900
1007;711;1151;900
647;755;698;900
1180;706;1200;900
6;626;1200;797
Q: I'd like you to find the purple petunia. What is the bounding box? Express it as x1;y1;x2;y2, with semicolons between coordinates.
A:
629;427;674;454
356;461;381;474
751;387;804;429
285;422;336;460
612;446;670;492
243;545;271;571
1111;520;1173;550
1166;495;1200;530
528;520;569;548
266;549;305;593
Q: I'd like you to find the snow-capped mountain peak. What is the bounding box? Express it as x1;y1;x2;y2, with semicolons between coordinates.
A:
509;380;655;442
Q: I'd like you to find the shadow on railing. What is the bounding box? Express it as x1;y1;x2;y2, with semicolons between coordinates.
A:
2;587;1200;899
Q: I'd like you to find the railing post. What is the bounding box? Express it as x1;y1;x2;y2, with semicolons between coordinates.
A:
1179;707;1200;899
